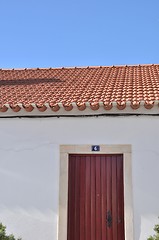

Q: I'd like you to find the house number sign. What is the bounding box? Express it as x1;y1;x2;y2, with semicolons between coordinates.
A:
91;145;100;151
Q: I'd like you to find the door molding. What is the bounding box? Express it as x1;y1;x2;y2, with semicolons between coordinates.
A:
58;145;133;240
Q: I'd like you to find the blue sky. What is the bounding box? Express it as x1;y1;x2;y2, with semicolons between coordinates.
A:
0;0;159;68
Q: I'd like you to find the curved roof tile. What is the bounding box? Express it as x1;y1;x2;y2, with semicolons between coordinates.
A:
0;64;159;113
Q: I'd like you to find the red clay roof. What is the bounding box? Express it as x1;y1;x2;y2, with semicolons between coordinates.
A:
0;64;159;113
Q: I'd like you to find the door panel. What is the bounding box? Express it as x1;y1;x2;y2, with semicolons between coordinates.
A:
67;154;125;240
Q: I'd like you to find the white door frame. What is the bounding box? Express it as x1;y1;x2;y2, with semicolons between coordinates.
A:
58;144;134;240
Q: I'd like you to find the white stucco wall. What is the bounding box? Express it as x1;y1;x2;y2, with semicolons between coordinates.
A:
0;115;159;240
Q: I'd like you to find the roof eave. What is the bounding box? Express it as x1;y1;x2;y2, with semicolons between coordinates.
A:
0;101;159;117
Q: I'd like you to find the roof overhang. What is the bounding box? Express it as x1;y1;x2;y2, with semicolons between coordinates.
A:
1;101;159;117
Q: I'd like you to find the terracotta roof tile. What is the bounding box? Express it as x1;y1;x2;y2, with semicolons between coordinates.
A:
1;64;159;113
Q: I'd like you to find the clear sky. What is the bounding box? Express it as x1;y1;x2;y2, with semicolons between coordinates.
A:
0;0;159;68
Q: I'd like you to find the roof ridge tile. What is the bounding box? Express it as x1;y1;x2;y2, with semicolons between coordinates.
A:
0;63;159;71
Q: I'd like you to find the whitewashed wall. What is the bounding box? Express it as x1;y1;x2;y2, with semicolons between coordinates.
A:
0;115;159;240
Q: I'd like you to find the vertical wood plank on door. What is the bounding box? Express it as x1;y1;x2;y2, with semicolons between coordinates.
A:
112;155;118;240
121;156;125;240
67;156;71;240
75;155;81;240
67;155;76;240
117;155;124;240
107;156;113;240
80;156;86;240
85;156;91;240
101;155;107;240
90;155;96;240
120;155;125;240
95;155;101;240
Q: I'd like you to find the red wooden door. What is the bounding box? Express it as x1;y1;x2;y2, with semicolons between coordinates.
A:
67;154;125;240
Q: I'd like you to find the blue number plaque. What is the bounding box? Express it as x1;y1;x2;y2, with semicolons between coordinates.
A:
92;145;100;151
